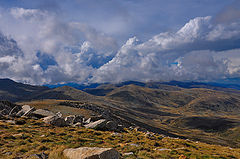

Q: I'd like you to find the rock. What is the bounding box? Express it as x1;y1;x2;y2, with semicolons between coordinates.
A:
43;116;67;127
65;115;75;125
4;120;16;124
31;152;48;159
144;132;156;140
16;105;35;117
157;148;171;151
123;152;134;156
73;122;82;127
56;112;62;117
31;109;56;119
63;147;120;159
84;119;120;131
83;118;91;124
129;143;139;147
84;119;107;130
84;115;104;124
9;106;22;116
73;115;83;124
65;115;84;125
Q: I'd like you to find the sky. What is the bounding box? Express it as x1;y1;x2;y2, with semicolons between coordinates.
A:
0;0;240;84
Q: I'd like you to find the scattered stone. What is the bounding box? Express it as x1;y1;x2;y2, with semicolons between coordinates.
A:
73;115;83;124
63;147;120;159
4;120;16;124
134;126;147;132
123;152;134;156
73;122;82;127
9;106;22;116
56;112;62;117
145;132;156;140
157;148;171;151
65;115;75;125
129;143;139;147
31;109;55;119
43;116;67;127
31;152;48;159
4;152;12;156
111;132;123;137
84;118;91;124
65;115;83;126
84;115;104;124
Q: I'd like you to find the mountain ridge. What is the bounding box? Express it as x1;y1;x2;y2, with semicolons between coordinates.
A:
1;78;240;148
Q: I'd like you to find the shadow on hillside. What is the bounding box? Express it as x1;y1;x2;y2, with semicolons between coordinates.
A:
183;117;238;132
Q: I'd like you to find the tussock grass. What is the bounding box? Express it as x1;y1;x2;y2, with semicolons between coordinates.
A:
1;118;240;159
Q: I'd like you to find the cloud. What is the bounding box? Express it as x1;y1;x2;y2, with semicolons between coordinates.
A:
214;0;240;24
0;6;240;85
91;16;240;83
0;7;118;84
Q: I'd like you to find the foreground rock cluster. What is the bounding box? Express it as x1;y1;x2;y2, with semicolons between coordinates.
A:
0;101;124;159
0;101;125;132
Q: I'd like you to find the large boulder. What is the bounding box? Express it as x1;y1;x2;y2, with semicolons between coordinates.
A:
43;116;68;127
84;119;120;131
31;109;55;119
84;119;107;130
84;115;104;124
63;147;120;159
16;105;36;117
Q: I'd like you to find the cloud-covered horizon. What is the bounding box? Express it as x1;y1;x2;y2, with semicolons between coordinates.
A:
0;1;240;85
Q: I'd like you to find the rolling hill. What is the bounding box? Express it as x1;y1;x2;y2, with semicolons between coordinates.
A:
1;78;240;147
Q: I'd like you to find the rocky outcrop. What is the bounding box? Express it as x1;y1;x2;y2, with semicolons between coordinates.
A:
0;100;126;131
16;105;36;117
65;115;83;126
43;115;68;127
63;147;120;159
84;119;107;130
84;119;123;132
83;115;104;124
0;101;21;116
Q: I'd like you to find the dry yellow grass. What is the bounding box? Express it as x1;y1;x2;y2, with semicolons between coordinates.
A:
1;117;240;159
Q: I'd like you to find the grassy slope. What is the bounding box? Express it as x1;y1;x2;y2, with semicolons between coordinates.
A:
1;117;240;159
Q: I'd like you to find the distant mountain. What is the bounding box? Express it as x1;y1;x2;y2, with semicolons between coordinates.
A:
44;83;100;90
45;80;240;96
0;78;49;102
32;86;95;101
162;80;240;91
